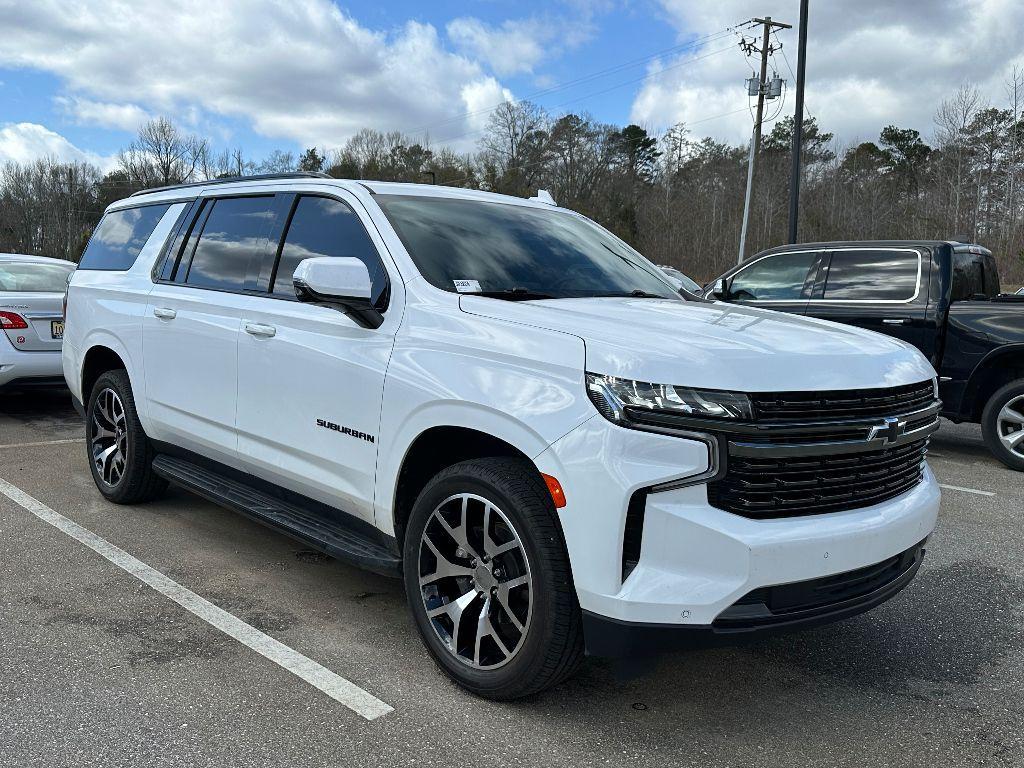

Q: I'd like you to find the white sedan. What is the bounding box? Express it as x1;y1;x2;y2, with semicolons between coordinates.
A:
0;253;76;390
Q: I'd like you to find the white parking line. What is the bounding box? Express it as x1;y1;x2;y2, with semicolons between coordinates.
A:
0;476;393;721
0;438;84;449
939;483;996;497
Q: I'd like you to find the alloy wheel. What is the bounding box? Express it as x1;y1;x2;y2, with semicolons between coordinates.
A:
418;493;533;669
91;387;128;486
997;394;1024;459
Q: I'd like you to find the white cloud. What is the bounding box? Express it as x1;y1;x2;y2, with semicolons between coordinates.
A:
447;13;596;77
0;122;118;170
55;97;151;131
0;0;517;151
633;0;1024;144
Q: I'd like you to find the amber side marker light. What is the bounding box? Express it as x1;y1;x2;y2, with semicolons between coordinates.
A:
541;473;567;509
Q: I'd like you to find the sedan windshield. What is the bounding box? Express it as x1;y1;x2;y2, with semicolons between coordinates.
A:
0;261;75;292
377;195;681;301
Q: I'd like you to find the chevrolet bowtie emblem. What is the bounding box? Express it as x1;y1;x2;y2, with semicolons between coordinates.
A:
868;416;907;445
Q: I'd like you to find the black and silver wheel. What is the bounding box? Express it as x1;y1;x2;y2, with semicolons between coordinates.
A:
91;387;128;487
982;380;1024;471
86;369;168;503
403;458;584;699
418;492;533;669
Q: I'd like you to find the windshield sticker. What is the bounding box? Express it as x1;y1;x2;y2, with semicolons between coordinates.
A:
453;279;482;293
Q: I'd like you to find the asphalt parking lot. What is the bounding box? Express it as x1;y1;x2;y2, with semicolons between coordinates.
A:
1;391;1021;768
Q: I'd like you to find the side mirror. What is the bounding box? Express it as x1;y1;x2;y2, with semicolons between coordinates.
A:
293;257;384;328
706;277;729;300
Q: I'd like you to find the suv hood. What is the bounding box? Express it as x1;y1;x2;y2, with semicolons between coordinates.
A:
459;296;935;392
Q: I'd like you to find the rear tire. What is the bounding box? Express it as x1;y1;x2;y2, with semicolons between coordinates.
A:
981;379;1024;471
402;457;584;699
86;369;168;503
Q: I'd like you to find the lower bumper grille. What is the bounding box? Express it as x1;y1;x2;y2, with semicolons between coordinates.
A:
714;540;926;629
708;438;928;519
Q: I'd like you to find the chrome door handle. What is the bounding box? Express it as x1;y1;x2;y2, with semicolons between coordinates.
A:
152;307;176;320
882;318;910;325
243;322;276;338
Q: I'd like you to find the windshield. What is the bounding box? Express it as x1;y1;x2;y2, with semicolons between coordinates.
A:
0;261;75;292
377;195;681;301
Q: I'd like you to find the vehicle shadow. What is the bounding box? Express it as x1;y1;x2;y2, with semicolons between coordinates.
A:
0;388;82;441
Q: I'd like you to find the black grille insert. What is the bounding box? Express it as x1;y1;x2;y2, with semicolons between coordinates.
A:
715;540;925;628
708;439;928;519
752;381;935;422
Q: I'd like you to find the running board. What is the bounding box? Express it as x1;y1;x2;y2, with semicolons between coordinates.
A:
151;454;402;577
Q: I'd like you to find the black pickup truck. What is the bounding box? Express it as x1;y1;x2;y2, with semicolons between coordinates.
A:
706;240;1024;469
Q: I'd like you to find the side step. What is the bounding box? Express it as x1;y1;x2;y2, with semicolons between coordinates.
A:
151;454;402;577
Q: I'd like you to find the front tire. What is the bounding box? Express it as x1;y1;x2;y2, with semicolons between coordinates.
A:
403;457;584;699
981;379;1024;471
86;369;168;503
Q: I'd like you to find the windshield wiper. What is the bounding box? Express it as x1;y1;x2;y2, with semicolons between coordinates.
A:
474;288;558;301
594;289;673;299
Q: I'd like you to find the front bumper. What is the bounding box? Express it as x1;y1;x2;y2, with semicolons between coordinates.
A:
534;415;940;651
583;538;926;657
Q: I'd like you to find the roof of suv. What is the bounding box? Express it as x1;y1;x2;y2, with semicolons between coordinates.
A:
121;173;555;212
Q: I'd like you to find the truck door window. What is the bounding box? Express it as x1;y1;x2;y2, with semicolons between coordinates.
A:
270;195;388;305
822;249;919;301
728;252;818;301
184;196;276;291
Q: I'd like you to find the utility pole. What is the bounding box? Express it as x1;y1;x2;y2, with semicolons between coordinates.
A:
787;0;809;243
738;16;791;263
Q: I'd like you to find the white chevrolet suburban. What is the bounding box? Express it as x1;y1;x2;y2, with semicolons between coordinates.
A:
64;173;941;699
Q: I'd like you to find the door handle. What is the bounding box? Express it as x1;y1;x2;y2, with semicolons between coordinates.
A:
882;318;910;325
243;321;276;338
152;307;176;320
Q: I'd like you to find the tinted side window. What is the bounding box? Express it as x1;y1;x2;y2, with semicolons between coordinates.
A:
951;252;984;302
185;196;275;291
729;252;819;301
271;196;387;305
79;204;171;270
823;249;919;301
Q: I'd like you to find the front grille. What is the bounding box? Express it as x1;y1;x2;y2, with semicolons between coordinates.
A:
705;380;936;520
751;381;935;422
708;438;928;519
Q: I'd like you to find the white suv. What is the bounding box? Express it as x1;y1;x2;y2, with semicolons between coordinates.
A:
64;173;941;699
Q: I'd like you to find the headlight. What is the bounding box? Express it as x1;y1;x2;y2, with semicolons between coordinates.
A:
586;373;753;427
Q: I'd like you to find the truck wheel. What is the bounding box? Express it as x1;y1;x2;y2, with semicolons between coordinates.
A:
86;369;168;503
981;379;1024;471
403;457;584;699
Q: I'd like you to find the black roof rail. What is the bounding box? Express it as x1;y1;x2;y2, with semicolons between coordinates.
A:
129;172;333;197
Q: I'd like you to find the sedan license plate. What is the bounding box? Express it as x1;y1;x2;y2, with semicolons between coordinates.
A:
51;320;64;339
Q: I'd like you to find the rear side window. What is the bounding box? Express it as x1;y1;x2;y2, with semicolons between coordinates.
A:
271;196;388;304
79;204;171;270
0;261;75;292
184;196;276;291
728;251;819;301
951;252;999;301
823;249;919;301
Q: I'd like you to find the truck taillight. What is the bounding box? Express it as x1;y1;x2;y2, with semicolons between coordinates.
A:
0;311;29;330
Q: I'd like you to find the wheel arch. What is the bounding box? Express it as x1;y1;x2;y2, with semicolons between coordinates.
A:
962;344;1024;420
387;422;552;549
81;343;130;403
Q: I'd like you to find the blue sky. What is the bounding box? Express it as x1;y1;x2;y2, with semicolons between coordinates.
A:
1;0;1022;170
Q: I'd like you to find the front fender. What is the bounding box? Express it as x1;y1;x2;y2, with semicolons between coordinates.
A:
373;299;592;534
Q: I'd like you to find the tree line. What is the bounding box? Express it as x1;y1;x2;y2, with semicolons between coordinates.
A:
2;72;1023;286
